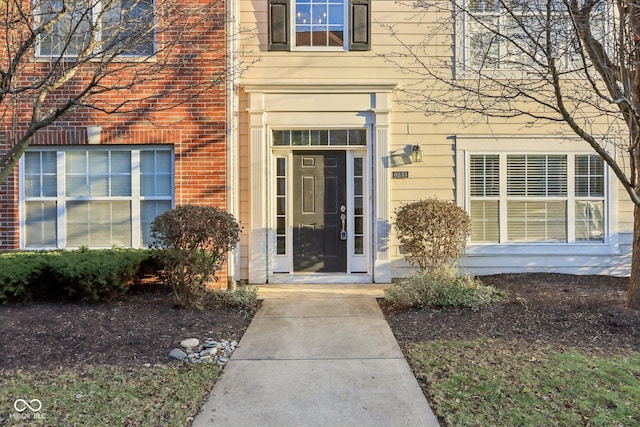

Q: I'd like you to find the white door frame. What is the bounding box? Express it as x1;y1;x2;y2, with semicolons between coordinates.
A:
268;147;370;283
244;84;394;284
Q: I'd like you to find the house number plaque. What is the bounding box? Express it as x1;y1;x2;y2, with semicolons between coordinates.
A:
392;171;409;179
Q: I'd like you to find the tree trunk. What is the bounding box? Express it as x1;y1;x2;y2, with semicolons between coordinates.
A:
629;204;640;309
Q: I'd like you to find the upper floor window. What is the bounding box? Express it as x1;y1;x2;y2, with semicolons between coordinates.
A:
36;0;155;57
268;0;370;51
295;0;344;47
460;0;608;71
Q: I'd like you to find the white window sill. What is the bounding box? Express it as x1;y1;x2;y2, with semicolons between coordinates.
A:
290;46;347;52
464;242;620;257
32;54;157;63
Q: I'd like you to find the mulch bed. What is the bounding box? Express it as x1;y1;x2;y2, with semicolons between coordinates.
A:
2;274;640;373
382;273;640;355
0;288;255;371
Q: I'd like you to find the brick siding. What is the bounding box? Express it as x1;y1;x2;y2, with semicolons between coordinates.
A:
0;0;228;251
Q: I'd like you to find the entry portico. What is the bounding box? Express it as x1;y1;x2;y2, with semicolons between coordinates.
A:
244;84;396;284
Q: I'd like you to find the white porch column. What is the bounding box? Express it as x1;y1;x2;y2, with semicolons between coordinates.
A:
248;93;268;284
373;92;392;283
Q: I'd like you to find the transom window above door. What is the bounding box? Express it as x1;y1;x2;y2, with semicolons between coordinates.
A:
272;129;366;146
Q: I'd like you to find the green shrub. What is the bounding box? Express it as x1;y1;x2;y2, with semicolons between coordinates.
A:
150;205;241;309
385;266;506;311
0;252;49;304
394;198;470;270
209;286;260;314
0;248;154;304
48;248;154;302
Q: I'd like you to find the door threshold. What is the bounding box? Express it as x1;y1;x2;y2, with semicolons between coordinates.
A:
267;273;372;284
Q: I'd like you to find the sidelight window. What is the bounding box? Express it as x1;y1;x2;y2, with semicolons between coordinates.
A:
353;156;364;255
275;157;288;255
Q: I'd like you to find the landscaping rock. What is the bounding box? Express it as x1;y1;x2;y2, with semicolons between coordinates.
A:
180;338;199;349
169;337;237;366
169;348;188;361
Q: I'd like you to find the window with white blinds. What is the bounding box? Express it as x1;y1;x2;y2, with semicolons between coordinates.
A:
469;153;605;244
469;154;499;242
22;147;173;248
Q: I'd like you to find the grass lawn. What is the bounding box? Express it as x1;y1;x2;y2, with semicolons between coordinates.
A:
408;339;640;426
1;364;219;426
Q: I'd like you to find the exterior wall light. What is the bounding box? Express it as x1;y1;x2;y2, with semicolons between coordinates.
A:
412;144;423;163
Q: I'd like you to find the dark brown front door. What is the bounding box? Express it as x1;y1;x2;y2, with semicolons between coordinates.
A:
292;151;347;272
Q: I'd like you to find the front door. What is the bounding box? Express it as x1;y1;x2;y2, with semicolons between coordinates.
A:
292;151;347;272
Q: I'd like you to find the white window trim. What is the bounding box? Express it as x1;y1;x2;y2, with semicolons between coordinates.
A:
244;85;393;283
268;145;370;275
34;0;157;59
454;0;611;79
455;136;620;256
290;0;348;51
19;145;173;249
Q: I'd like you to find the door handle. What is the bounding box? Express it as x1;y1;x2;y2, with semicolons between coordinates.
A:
340;205;347;240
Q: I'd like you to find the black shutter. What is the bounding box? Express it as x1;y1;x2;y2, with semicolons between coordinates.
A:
349;0;370;51
268;0;290;51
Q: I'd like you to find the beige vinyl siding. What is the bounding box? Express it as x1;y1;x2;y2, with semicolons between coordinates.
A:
616;166;635;270
237;0;631;280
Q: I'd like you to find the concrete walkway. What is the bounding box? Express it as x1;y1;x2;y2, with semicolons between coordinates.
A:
192;285;440;427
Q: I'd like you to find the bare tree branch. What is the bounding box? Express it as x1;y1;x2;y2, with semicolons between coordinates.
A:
381;0;640;307
0;0;236;183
